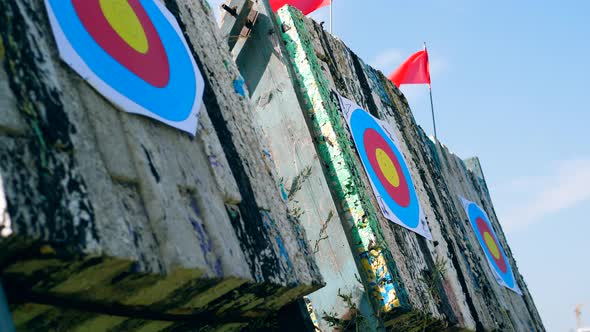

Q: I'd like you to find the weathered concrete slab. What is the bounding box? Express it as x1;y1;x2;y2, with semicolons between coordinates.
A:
276;5;544;331
227;1;381;330
0;0;321;328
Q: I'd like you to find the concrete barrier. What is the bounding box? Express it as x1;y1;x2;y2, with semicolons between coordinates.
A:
0;0;545;330
0;0;322;330
271;5;544;331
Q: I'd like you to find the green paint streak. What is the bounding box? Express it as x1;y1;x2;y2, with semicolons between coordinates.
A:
276;6;408;317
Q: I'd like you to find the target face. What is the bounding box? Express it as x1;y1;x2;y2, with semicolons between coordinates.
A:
45;0;204;134
459;196;522;295
337;93;431;239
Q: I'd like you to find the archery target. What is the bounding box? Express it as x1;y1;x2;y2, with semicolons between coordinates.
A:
337;93;431;239
45;0;204;135
459;196;522;295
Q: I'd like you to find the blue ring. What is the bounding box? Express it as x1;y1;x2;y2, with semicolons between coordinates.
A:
467;202;516;288
350;109;420;228
48;0;197;122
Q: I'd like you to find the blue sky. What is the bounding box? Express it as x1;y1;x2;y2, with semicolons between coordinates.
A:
212;1;590;330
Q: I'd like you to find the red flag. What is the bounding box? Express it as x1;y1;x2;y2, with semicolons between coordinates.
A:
270;0;331;15
388;49;431;87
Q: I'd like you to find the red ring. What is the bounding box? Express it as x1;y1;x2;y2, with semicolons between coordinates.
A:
73;0;170;87
476;217;507;273
363;128;410;207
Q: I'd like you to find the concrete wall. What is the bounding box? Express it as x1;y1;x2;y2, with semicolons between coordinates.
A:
274;6;544;331
0;0;322;330
0;0;545;329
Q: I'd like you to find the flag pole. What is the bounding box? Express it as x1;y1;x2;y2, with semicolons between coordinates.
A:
424;42;437;141
428;85;437;141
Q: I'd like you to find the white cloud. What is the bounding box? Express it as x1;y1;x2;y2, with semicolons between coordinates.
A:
499;159;590;233
370;48;403;73
429;56;448;78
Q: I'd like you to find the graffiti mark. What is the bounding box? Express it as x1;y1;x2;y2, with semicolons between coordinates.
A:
188;198;223;277
261;210;294;277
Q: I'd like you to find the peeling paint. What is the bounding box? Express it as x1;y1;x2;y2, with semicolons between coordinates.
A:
277;6;405;318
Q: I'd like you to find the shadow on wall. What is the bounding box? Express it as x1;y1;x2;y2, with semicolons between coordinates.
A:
236;13;279;96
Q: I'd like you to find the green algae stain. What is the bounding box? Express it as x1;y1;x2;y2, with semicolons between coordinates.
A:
276;5;406;317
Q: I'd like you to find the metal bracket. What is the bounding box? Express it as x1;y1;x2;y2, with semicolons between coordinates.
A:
239;7;259;39
221;4;238;18
219;0;258;52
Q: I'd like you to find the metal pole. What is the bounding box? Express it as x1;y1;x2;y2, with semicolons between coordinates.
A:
428;85;438;141
424;42;437;141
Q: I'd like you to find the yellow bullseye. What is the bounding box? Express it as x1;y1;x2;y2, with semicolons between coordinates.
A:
483;232;500;259
99;0;149;54
376;148;400;187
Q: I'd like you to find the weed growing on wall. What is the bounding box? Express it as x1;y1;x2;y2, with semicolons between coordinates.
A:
322;289;368;332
